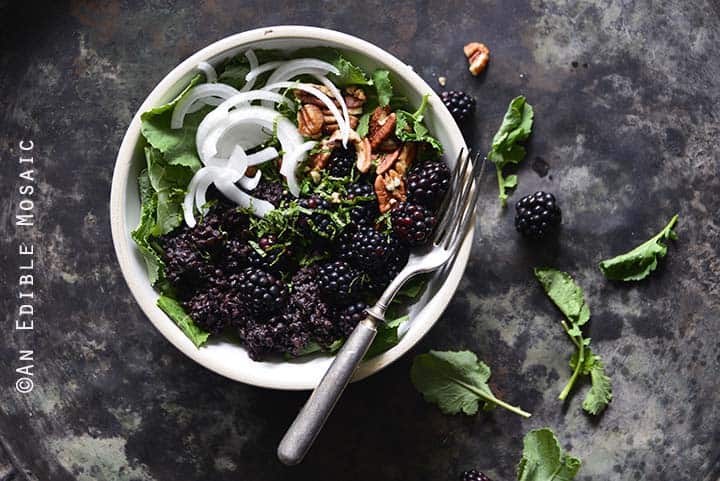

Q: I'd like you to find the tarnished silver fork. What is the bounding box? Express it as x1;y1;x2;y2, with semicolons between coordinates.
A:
278;149;484;465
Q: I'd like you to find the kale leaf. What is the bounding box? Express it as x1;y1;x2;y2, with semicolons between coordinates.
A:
599;214;679;281
410;350;531;418
517;428;581;481
488;96;534;206
534;268;612;415
157;295;210;348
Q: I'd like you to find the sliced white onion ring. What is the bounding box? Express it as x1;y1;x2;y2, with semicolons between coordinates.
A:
264;59;340;87
246;147;279;166
264;82;348;145
280;141;317;197
171;83;240;129
215;177;275;218
239;170;262;190
244;60;284;84
183;166;243;227
195;92;293;161
240;49;261;92
197;61;217;82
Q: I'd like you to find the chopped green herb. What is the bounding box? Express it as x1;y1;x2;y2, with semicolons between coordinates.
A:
395;94;443;153
599;214;679;281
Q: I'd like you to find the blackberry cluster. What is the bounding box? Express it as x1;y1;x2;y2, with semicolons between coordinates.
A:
317;260;362;303
287;266;337;346
236;267;288;317
461;470;492;481
253;179;288;206
183;283;249;334
391;202;437;246
407;160;451;210
440;90;476;122
239;315;309;360
327;144;356;177
514;191;562;240
346;183;379;226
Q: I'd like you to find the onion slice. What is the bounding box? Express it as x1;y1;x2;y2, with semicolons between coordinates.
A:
264;59;340;87
171;83;240;129
215;177;275;218
239;170;262;190
197;61;217;82
240;49;259;92
280;141;317;197
244;61;284;85
247;147;279;166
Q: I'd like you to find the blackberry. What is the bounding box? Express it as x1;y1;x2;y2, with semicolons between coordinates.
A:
440;90;476;122
236;267;288;317
407;160;451;211
461;470;492;481
253;179;288;206
344;225;403;275
391;202;437;246
238;314;310;360
346;183;379;226
184;287;246;334
514;191;562;240
335;301;367;338
327;144;356;177
317;261;363;303
366;249;409;293
222;238;250;275
299;196;338;240
288;266;336;346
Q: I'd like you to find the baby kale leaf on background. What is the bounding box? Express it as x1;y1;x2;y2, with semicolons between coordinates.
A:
599;214;679;281
410;350;531;418
517;428;581;481
534;268;612;414
488;96;534;206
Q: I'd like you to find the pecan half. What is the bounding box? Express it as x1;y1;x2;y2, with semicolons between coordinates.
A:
345;86;367;108
368;107;397;150
375;148;401;176
355;137;372;173
297;104;324;138
323;115;359;134
394;142;417;176
374;174;392;213
464;42;490;76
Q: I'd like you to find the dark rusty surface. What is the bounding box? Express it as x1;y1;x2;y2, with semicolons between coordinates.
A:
1;1;719;480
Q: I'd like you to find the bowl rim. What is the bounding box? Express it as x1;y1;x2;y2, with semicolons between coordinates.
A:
110;25;472;390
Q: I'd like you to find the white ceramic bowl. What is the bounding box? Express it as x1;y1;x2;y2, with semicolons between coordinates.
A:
110;26;471;390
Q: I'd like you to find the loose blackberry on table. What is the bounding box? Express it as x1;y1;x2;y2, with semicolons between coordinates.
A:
461;469;492;481
514;191;562;240
441;90;476;122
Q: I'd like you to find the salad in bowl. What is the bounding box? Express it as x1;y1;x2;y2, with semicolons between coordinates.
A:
111;27;470;388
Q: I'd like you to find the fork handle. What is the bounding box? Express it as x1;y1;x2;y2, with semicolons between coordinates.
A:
277;316;379;465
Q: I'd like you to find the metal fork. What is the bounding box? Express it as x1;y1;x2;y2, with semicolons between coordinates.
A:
277;149;484;465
